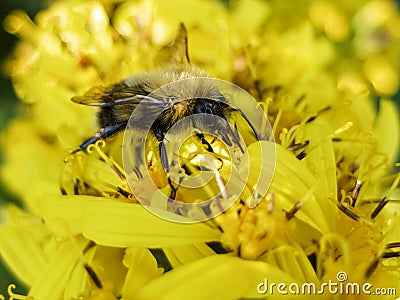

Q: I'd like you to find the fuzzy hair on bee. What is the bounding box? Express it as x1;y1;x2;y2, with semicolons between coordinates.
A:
88;65;232;131
71;23;259;198
71;24;243;151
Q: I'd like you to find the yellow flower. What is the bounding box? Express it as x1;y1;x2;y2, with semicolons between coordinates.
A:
1;0;400;299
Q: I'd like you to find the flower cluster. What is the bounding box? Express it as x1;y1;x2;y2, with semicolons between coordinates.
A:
0;0;399;299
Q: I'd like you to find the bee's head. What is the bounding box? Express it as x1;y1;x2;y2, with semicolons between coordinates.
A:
194;98;229;117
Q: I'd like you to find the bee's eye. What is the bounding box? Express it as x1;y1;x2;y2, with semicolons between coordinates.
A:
196;101;215;114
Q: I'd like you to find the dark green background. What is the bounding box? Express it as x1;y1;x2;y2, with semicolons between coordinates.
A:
0;0;399;298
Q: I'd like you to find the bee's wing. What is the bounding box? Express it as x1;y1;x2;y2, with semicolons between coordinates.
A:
71;85;111;106
71;85;162;108
155;23;190;65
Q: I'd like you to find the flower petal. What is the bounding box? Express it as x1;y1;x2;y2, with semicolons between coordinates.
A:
40;194;221;247
246;141;336;234
263;245;319;284
82;197;221;247
300;121;338;209
163;243;216;267
137;254;299;299
28;237;87;299
372;99;399;169
0;207;49;285
121;247;163;299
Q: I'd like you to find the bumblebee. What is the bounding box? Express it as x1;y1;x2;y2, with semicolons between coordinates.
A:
72;24;259;198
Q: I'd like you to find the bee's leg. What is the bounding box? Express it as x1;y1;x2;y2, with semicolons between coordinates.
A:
195;132;214;153
225;121;244;153
72;121;128;153
153;128;177;200
195;119;243;153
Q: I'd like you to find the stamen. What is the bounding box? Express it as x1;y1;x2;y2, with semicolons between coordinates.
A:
295;122;353;160
304;106;331;124
83;241;96;253
73;178;81;195
286;184;317;219
279;128;288;146
215;169;228;201
281;124;301;148
382;242;400;258
337;203;360;221
381;251;400;258
365;257;379;278
267;192;275;214
258;99;272;117
272;107;283;135
117;185;132;198
60;187;67;195
385;167;400;199
307;122;353;155
294;94;306;107
365;242;400;278
318;234;350;278
370;196;389;219
350;180;362;207
248;188;263;208
60;153;85;195
84;263;103;289
89;141;126;180
350;134;370;205
385;242;400;248
370;167;399;218
296;151;307;160
6;283;34;300
285;201;303;220
288;140;309;152
206;241;230;254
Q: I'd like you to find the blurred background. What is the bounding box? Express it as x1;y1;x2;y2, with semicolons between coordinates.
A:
0;0;399;297
0;0;45;296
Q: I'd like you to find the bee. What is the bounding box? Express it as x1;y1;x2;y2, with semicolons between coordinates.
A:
72;24;259;199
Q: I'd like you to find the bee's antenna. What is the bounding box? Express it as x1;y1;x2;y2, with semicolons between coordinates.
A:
232;107;261;140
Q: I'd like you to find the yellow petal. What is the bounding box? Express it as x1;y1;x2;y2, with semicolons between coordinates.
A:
39;194;87;236
246;141;336;234
28;237;87;299
121;247;163;299
163;243;216;268
137;254;299;300
372;99;399;169
40;195;221;247
82;197;221;247
300;121;338;204
263;245;319;284
0;207;49;286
